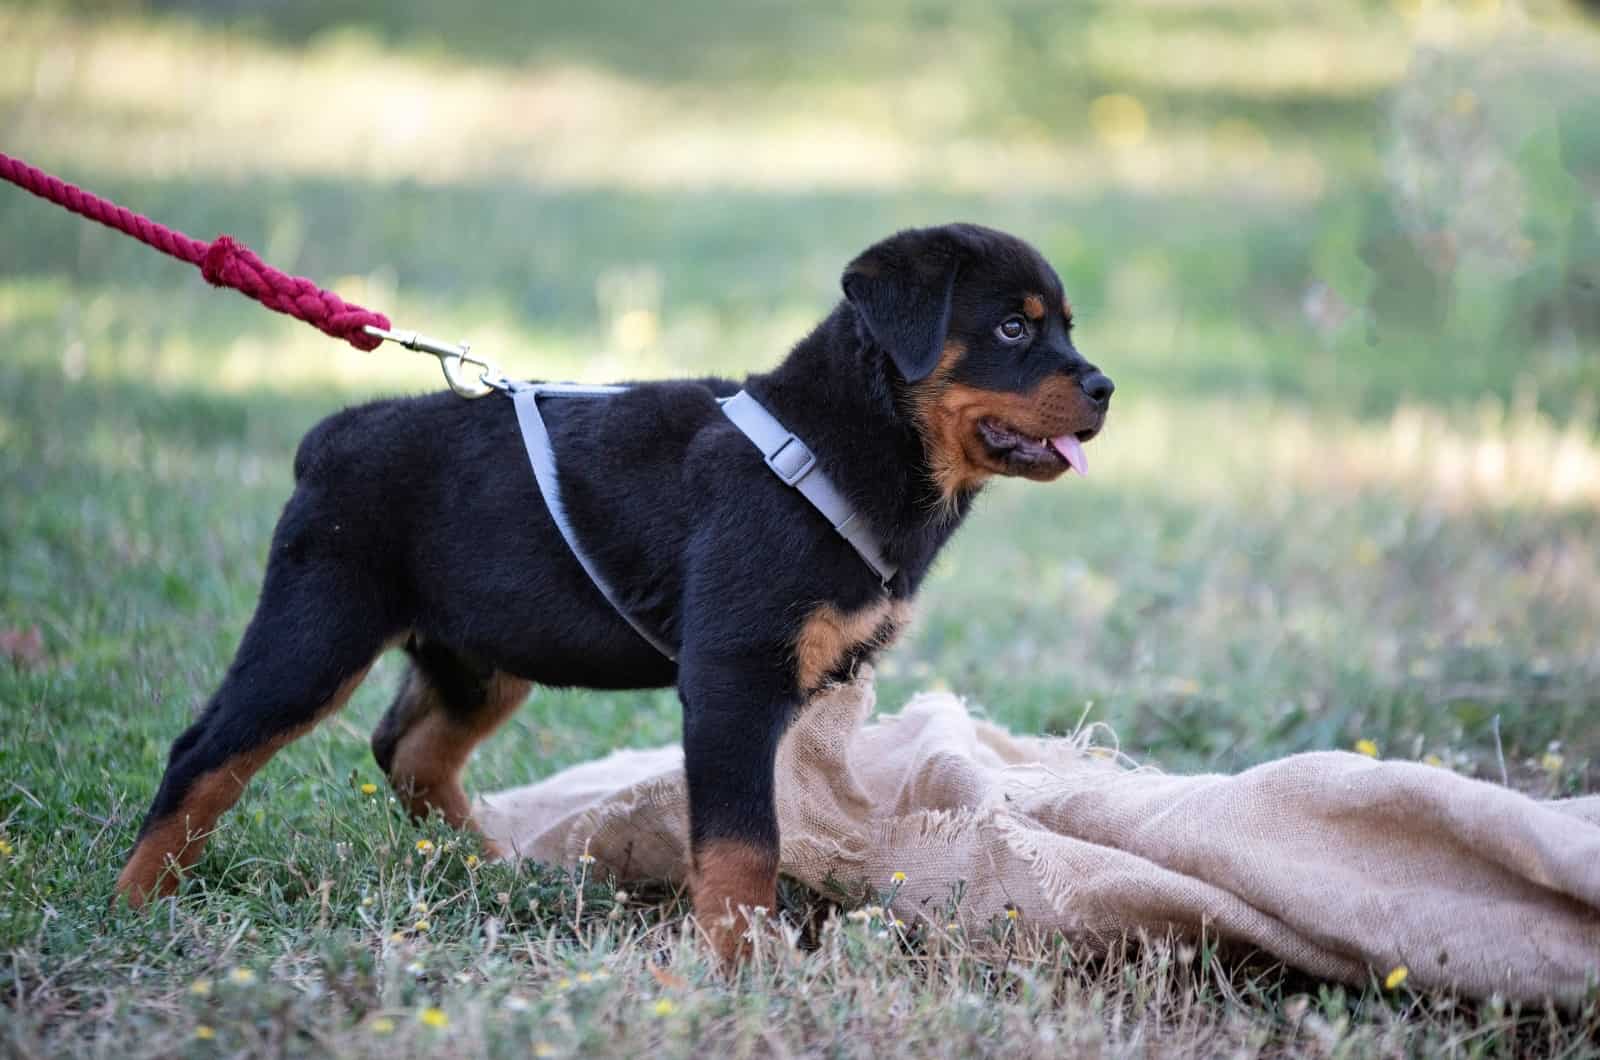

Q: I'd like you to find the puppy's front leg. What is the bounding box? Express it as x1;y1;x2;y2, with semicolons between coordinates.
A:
677;650;794;966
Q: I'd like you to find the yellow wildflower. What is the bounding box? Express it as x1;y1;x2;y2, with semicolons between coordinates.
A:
533;1043;556;1058
413;919;431;932
1422;753;1444;767
1385;965;1409;990
0;838;13;857
557;977;573;991
1005;907;1021;921
415;839;435;854
1541;752;1565;773
653;998;676;1016
360;783;378;795
194;1025;215;1040
361;896;375;908
1089;94;1149;149
418;1006;449;1029
228;968;257;986
890;871;907;884
370;1017;395;1035
1354;538;1380;566
189;978;213;997
577;853;596;866
464;854;480;869
576;971;593;984
1354;739;1379;758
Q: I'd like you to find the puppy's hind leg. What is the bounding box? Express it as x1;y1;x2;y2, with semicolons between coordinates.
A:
115;548;399;907
371;639;530;850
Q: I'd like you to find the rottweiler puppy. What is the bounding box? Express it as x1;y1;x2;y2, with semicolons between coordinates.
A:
114;223;1112;962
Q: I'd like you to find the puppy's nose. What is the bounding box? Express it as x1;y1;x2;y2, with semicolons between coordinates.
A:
1080;371;1115;405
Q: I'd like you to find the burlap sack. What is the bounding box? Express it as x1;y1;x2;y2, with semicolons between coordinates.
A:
476;677;1600;1003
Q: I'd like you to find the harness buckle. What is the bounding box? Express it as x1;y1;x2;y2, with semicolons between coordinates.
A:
766;436;817;486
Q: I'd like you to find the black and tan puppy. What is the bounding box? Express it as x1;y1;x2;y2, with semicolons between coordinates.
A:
115;223;1112;962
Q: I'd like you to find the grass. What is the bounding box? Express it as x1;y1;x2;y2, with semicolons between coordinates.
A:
3;0;1600;1054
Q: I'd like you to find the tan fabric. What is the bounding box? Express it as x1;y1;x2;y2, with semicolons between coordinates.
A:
476;677;1600;1003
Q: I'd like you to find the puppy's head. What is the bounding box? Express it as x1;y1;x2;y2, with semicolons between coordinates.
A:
843;223;1112;504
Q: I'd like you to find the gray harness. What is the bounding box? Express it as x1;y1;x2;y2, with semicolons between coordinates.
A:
508;382;897;661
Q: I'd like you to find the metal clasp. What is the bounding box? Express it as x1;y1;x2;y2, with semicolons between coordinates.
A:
361;325;508;399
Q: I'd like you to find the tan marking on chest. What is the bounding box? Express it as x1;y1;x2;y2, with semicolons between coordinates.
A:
794;599;912;691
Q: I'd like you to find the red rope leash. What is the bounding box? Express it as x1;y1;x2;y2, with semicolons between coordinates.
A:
0;151;389;351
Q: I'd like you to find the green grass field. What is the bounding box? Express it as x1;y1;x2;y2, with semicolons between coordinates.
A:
4;0;1600;1054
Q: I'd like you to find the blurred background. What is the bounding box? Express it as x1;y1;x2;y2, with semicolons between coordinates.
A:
2;0;1598;793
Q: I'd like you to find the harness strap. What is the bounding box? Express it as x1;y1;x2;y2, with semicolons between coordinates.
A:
721;390;898;586
507;383;898;664
510;382;679;660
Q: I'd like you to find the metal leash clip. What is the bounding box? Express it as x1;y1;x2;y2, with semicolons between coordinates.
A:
361;325;509;399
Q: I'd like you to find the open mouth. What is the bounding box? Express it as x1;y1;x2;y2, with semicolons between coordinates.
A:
976;419;1098;477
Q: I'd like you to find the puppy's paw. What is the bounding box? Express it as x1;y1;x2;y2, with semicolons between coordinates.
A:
695;904;789;972
689;839;779;970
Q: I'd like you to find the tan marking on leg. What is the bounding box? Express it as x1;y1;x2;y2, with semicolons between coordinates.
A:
691;839;779;967
116;665;373;908
793;600;911;692
385;672;530;843
1022;293;1046;320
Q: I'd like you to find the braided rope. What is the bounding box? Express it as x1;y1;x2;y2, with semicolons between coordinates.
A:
0;151;388;351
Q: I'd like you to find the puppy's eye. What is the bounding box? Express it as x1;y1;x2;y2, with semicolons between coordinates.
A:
996;316;1027;343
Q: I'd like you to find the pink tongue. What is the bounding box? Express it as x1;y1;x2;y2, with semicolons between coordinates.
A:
1049;434;1088;477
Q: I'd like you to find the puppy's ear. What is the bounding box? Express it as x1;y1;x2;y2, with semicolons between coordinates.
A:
842;227;965;382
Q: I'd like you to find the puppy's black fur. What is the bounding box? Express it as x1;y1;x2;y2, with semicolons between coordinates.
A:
116;223;1112;960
